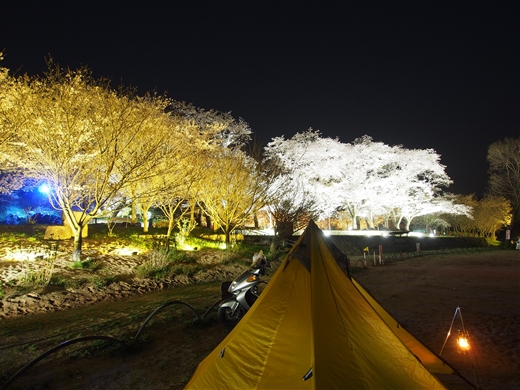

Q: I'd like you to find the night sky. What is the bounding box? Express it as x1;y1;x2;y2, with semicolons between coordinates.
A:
1;1;519;197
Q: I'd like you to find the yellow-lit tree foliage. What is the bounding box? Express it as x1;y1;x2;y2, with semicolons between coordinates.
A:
487;137;520;229
442;194;510;239
0;53;29;192
122;106;231;235
197;148;271;246
472;196;511;240
11;64;179;260
154;150;211;242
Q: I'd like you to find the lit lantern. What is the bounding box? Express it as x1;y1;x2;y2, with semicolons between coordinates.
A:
457;335;470;351
439;307;473;357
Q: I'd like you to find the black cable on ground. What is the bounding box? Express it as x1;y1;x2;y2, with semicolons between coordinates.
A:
1;336;126;390
0;306;152;351
202;298;223;319
1;296;223;390
133;300;200;341
0;291;222;352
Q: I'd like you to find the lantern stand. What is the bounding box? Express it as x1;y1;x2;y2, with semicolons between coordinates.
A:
439;306;480;389
440;306;470;355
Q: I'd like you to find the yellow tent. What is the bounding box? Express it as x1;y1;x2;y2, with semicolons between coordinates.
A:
186;221;466;389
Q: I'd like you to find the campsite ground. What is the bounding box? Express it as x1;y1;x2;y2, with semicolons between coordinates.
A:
1;249;519;389
352;249;520;390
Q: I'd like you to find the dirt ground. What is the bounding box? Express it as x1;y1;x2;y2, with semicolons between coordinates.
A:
352;250;520;390
1;249;519;390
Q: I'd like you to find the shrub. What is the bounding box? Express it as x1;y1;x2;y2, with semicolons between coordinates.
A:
70;257;102;271
137;265;173;280
20;256;56;287
135;247;201;279
136;248;174;279
47;275;90;290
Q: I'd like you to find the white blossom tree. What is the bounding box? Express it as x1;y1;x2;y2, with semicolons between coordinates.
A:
265;132;467;232
381;147;453;230
264;129;347;234
335;136;397;229
169;101;251;149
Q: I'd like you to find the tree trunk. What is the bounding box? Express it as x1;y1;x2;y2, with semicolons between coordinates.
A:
72;226;83;262
276;221;294;240
405;219;411;231
225;228;231;248
396;216;404;230
190;202;197;225
195;209;201;226
131;200;138;224
350;212;358;230
142;213;149;233
166;216;175;240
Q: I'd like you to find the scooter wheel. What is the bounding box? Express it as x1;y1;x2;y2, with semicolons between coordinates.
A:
218;305;245;328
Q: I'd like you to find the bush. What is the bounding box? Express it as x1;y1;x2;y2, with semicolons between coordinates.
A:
20;256;56;287
71;257;102;271
135;247;201;279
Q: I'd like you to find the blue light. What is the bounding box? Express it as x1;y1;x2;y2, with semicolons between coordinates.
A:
39;184;50;194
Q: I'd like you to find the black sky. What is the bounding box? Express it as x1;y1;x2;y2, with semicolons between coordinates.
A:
2;1;519;197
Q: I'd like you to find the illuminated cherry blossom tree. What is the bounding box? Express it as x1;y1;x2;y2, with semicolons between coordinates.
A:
333;136;397;229
265;132;467;232
440;195;478;235
10;65;181;260
197;147;272;246
146;150;210;241
380;147;454;230
264;129;347;234
469;196;510;239
0;54;28;193
169;101;252;149
444;194;510;239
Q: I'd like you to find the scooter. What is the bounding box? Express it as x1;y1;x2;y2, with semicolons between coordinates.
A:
218;252;270;327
